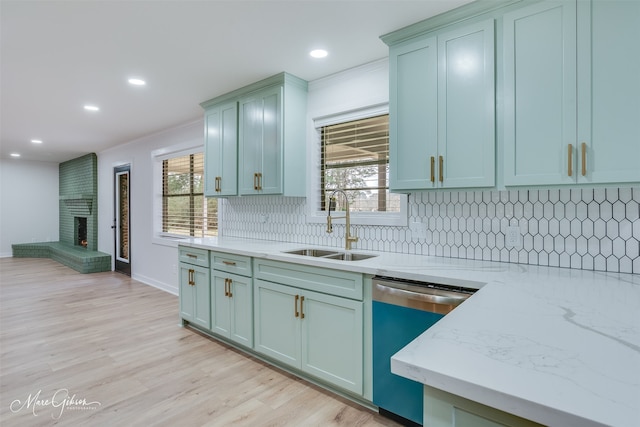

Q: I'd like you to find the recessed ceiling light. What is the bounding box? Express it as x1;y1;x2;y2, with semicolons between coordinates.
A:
84;105;100;112
10;153;21;157
31;139;43;144
310;49;328;58
128;78;146;86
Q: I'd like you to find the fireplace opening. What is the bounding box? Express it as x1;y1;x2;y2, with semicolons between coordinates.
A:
75;217;88;248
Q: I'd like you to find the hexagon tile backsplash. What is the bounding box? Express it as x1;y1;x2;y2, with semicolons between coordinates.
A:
220;187;639;274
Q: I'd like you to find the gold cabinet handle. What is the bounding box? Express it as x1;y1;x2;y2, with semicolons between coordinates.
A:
215;176;221;192
224;278;229;296
188;269;195;286
253;172;263;190
300;296;305;319
430;156;435;183
438;156;444;183
186;253;197;258
568;144;573;177
222;260;236;266
227;278;232;298
294;295;299;318
581;142;587;176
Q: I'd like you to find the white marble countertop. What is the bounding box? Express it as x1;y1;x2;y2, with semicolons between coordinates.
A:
179;236;640;427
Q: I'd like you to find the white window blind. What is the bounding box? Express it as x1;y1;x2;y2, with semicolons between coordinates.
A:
162;152;217;237
320;114;400;213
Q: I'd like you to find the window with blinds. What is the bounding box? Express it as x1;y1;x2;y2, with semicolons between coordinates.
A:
162;152;217;237
321;114;400;213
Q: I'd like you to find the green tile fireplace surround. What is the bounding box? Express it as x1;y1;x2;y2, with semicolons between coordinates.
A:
12;153;111;273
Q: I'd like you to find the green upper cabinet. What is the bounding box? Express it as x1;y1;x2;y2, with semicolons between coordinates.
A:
200;72;308;197
504;0;640;186
239;85;283;195
437;21;495;189
388;19;495;192
204;101;238;196
576;0;640;184
389;36;438;191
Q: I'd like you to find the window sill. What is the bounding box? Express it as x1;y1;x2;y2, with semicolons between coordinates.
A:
152;234;190;248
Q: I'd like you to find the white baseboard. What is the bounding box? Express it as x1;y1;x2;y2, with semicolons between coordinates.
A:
0;252;13;258
132;273;178;296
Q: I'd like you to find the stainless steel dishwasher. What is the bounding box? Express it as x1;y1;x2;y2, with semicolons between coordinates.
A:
372;276;476;426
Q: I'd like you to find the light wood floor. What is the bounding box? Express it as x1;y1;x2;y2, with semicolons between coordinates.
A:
0;258;401;427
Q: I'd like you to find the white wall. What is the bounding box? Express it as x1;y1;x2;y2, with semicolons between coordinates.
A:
97;120;203;294
0;158;59;257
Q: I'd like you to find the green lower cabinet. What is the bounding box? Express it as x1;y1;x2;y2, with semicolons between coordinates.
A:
211;271;253;347
424;386;543;427
179;262;211;329
254;279;364;395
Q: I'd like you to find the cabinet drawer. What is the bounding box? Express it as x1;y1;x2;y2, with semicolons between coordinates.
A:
254;259;363;300
178;246;209;268
211;251;252;277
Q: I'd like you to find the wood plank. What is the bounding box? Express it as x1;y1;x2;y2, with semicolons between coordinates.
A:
0;258;400;426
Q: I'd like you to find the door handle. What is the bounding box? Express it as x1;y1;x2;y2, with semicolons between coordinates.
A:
568;144;573;177
224;278;229;296
300;296;305;319
438;156;444;183
188;269;195;286
430;156;435;183
227;278;232;298
294;295;299;318
581;142;587;176
253;173;258;190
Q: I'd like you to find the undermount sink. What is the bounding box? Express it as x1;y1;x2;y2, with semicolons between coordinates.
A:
283;248;377;262
285;249;337;257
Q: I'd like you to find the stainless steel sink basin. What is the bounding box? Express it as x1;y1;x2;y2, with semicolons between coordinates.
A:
285;249;337;257
283;248;377;262
324;252;376;261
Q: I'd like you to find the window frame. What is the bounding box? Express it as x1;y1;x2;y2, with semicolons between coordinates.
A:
307;104;408;227
152;140;218;247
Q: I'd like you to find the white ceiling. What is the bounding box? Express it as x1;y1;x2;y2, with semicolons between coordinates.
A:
1;0;473;163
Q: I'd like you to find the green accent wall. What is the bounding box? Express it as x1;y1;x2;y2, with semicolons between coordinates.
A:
59;153;98;251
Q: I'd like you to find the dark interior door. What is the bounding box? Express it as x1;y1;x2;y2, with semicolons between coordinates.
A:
114;165;131;276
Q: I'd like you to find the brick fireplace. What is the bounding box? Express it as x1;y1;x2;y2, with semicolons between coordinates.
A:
12;153;110;273
59;153;98;250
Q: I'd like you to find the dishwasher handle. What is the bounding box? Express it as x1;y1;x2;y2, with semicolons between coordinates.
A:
373;280;472;315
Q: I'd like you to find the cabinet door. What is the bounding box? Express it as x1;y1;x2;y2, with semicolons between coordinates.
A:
254;279;300;368
438;20;495;188
389;36;438;191
503;1;577;186
228;273;253;347
179;263;196;322
211;273;230;337
212;271;253;347
577;0;640;184
300;289;363;394
238;86;283;195
204;102;237;196
424;385;543;427
179;263;210;329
